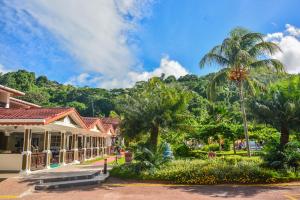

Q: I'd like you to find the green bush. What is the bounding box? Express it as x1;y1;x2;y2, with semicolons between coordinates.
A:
263;141;300;171
150;159;279;184
173;144;190;157
111;157;300;184
201;143;219;152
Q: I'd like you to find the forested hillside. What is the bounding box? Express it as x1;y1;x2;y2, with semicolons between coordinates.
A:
0;69;285;118
0;70;212;117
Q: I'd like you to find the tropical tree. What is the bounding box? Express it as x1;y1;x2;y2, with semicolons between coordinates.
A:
199;27;284;156
251;75;300;147
117;77;192;151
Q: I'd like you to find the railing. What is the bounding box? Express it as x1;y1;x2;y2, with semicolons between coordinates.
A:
78;149;84;161
93;148;97;157
31;152;46;171
86;148;91;159
66;150;74;163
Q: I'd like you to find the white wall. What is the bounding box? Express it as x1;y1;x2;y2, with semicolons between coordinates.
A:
0;154;22;171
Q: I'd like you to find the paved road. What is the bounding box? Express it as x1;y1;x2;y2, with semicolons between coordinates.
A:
12;178;299;200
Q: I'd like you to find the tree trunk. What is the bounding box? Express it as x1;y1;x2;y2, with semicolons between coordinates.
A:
238;80;251;157
280;123;289;147
150;125;159;152
233;140;236;155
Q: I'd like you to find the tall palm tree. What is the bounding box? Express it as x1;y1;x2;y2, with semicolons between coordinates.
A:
199;27;284;156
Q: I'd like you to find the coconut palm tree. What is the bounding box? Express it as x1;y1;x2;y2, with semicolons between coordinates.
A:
199;27;284;156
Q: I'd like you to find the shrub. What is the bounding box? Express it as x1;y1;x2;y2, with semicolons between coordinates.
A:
151;159;278;184
263;141;300;171
173;144;190;157
201;143;219;152
111;158;297;184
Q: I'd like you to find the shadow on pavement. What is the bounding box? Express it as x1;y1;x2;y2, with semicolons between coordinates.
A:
168;184;292;198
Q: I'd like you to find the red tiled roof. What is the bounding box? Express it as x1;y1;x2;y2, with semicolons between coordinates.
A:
0;108;87;128
81;117;99;129
103;124;113;132
0;108;71;119
101;117;120;132
101;117;121;125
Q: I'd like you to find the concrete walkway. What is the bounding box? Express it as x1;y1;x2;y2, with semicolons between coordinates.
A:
1;178;299;200
0;155;119;198
92;155;119;166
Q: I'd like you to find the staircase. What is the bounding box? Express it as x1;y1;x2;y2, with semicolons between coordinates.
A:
28;170;109;190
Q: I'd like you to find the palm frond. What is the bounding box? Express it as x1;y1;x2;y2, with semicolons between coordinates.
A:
244;77;266;96
199;52;229;68
251;59;285;72
242;32;264;43
207;69;228;101
249;42;281;57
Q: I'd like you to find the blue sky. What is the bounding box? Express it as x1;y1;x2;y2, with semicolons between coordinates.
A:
0;0;300;88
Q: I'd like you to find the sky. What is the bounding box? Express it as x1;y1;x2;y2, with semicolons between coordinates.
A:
0;0;300;89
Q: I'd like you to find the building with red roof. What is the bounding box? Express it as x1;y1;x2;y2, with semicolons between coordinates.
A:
0;84;120;173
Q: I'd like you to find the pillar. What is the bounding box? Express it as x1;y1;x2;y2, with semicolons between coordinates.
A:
103;137;107;156
83;135;87;161
72;134;79;163
90;136;93;158
59;132;66;164
21;129;32;173
96;137;100;157
43;131;51;169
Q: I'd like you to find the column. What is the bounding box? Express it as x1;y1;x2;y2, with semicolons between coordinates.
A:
90;136;93;158
83;135;87;161
96;137;100;157
72;134;79;163
103;137;106;156
21;129;32;173
59;131;66;164
43;131;51;169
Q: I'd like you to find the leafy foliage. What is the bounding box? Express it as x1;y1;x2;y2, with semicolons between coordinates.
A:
111;157;299;184
116;78;192;151
263;141;300;171
200;27;284;156
251;75;300;146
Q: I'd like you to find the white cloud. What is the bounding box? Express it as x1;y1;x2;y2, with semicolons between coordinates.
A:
266;24;300;74
0;64;11;74
66;56;189;89
65;73;90;86
128;56;188;83
10;0;153;77
286;24;300;37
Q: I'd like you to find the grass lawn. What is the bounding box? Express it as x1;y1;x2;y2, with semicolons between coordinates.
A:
192;150;262;157
81;156;107;165
109;156;125;167
81;155;125;166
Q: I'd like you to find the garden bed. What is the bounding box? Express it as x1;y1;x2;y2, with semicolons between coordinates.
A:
110;157;299;185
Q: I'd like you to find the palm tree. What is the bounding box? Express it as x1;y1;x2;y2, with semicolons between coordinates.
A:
199;27;284;156
117;77;192;152
252;75;300;147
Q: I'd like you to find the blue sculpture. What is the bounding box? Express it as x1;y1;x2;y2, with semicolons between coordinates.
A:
162;142;174;161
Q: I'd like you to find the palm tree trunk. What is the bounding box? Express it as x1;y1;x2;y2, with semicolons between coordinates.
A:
233;140;236;154
238;80;251;157
280;123;289;147
150;125;159;152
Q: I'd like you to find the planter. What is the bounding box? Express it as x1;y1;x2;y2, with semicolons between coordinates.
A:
125;151;133;163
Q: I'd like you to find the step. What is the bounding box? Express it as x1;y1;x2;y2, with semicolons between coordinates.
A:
35;173;109;190
29;170;101;183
